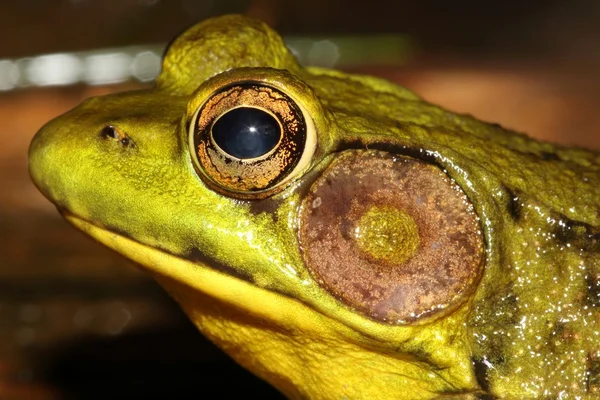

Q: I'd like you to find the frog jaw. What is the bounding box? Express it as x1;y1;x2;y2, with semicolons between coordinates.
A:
64;214;483;399
63;212;320;329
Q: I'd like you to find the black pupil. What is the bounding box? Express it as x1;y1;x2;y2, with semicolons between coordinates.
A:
211;107;281;159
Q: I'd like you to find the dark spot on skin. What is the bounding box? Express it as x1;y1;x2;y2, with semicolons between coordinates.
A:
248;196;283;216
98;220;139;243
554;217;600;253
524;151;560;162
585;273;600;308
185;248;254;283
471;287;515;366
586;352;600;393
477;395;498;400
540;151;560;161
472;358;492;393
551;321;566;339
548;321;583;353
490;290;519;327
81;221;253;284
400;347;439;369
184;118;191;137
504;187;522;221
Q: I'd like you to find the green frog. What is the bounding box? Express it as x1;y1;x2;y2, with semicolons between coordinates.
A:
28;14;600;399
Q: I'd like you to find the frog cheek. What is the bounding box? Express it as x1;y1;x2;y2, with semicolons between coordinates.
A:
298;150;485;324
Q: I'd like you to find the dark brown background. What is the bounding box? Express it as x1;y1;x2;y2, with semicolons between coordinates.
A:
2;1;599;398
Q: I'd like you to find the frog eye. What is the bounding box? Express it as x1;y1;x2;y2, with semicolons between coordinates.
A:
298;151;485;324
189;83;316;197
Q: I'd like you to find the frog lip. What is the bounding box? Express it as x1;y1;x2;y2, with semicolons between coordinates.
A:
58;212;319;325
60;211;251;289
59;210;252;282
60;210;133;241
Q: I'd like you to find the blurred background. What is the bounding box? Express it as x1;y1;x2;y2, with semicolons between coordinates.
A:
2;0;599;398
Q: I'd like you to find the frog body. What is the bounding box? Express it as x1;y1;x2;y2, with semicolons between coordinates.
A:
29;15;600;399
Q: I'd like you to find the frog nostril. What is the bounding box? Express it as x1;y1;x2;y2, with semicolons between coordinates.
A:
101;126;119;139
100;126;134;148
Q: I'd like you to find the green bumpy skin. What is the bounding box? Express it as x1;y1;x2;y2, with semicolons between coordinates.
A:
29;15;600;399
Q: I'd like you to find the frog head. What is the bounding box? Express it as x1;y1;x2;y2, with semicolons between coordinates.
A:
29;15;600;399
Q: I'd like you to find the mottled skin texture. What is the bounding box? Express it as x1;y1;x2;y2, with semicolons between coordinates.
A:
29;15;600;399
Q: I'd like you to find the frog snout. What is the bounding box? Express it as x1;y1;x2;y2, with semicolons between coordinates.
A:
29;121;61;203
28;116;87;210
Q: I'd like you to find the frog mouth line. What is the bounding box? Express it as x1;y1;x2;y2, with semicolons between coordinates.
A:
60;212;340;332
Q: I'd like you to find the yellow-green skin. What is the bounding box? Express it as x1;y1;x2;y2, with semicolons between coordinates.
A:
29;15;600;399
